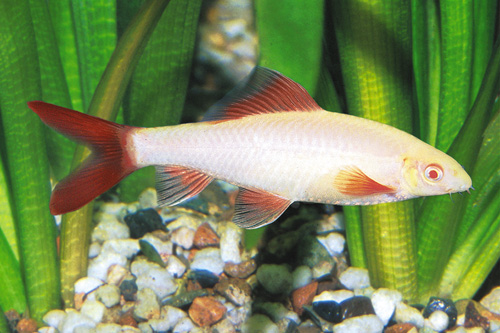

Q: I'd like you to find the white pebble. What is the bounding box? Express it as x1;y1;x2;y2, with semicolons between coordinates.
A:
339;267;371;290
98;202;127;215
136;267;178;299
313;290;354;303
121;326;141;333
38;327;57;333
395;302;425;328
139;188;158;209
131;256;163;277
317;232;345;256
317;212;345;233
165;214;202;231
220;223;242;264
426;310;449;332
59;311;96;333
106;264;128;285
95;284;121;308
134;288;160;320
334;314;384;333
95;323;122;333
140;234;173;258
312;260;334;279
166;255;187;278
87;250;127;281
481;287;500;315
88;242;101;258
148;305;187;331
371;288;403;326
292;266;313;290
43;309;67;329
74;277;104;295
80;300;106;323
173;317;196;333
170;226;195;249
101;239;140;259
190;248;225;275
91;214;129;242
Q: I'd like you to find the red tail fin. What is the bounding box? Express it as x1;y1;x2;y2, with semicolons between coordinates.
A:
27;101;137;215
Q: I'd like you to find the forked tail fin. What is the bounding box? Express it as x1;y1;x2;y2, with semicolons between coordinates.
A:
27;101;137;215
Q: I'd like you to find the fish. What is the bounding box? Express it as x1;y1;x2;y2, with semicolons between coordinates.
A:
27;67;472;229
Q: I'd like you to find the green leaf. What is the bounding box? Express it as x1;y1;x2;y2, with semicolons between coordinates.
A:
0;228;26;313
59;0;171;307
0;158;18;260
0;0;60;322
120;0;202;202
255;0;323;94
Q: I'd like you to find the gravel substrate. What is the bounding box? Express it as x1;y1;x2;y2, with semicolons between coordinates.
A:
33;184;500;333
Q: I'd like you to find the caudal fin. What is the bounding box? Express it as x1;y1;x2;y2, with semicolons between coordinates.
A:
27;101;137;215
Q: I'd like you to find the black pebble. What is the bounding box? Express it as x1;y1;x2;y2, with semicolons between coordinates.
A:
340;296;375;320
313;300;342;323
189;269;220;288
423;296;457;328
120;277;138;302
124;208;164;239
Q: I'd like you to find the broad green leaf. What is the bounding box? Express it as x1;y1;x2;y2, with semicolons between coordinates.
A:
331;0;417;301
0;158;17;260
120;0;202;202
59;0;171;307
0;228;26;313
29;0;75;180
0;0;60;322
435;0;474;152
255;0;323;94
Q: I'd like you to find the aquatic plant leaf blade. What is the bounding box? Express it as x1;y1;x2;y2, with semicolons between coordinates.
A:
120;0;202;202
0;0;60;322
0;228;26;313
331;0;417;301
0;158;18;260
255;0;323;94
59;0;171;307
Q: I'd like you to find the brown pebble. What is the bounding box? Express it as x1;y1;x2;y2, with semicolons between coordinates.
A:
189;296;227;327
16;318;38;333
119;313;138;327
384;323;417;333
187;279;203;292
465;301;490;330
292;281;318;315
74;292;85;310
215;278;252;306
224;259;257;279
316;280;339;294
193;222;220;248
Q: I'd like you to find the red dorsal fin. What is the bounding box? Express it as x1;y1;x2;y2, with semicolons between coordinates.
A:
233;187;292;229
203;67;321;122
334;167;397;196
156;165;214;206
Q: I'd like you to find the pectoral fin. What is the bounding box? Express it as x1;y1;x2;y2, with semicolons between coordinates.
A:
233;187;292;229
334;167;396;196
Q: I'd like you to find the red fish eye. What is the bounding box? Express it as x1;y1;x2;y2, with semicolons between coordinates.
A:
424;165;443;181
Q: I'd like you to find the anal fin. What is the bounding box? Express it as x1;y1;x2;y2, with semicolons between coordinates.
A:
156;166;213;206
233;188;291;229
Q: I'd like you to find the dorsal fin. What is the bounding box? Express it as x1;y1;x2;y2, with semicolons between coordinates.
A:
203;67;321;122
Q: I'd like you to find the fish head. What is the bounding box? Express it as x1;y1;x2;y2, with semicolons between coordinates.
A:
400;150;472;197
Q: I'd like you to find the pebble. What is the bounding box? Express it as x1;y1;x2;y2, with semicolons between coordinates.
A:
106;264;129;285
171;226;196;249
340;296;375;319
314;289;354;303
130;256;163;277
136;267;178;299
481;287;500;315
254;302;300;325
425;310;449;331
101;239;140;259
292;265;313;289
395;302;425;328
312;260;335;279
385;323;418;333
173;317;196;332
43;309;67;329
140;234;173;259
333;314;384;333
91;214;130;242
188;296;226;327
423;297;457;329
317;232;345;256
215;278;251;306
313;300;342;323
166;255;187;278
190;247;225;275
134;288;160;320
87;250;127;281
95;323;122;333
256;264;293;295
292;281;318;315
124;208;164;239
95;284;121;308
241;314;279;333
219;222;242;264
74;277;104;295
317;212;345;233
59;310;97;332
464;301;489;330
16;318;38;333
371;288;403;325
224;259;257;279
339;267;371;290
80;300;106;323
138;188;157;209
193;222;220;248
88;242;101;258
